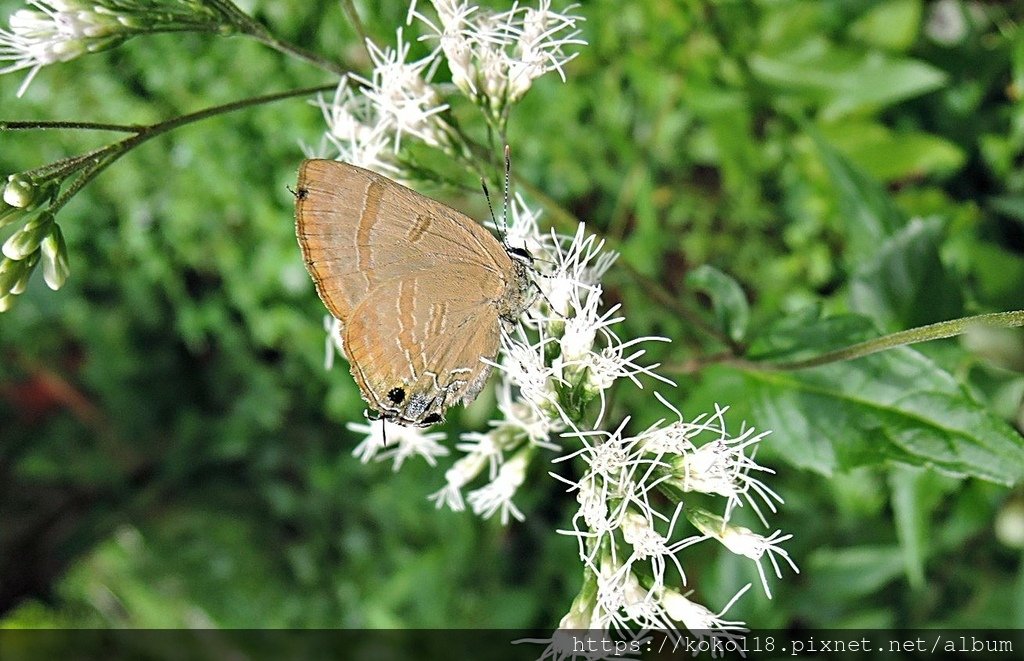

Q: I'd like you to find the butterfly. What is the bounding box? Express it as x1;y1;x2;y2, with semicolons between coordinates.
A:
295;159;535;426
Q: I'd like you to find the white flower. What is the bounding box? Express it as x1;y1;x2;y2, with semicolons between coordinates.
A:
411;0;585;113
621;504;702;589
662;584;750;638
502;193;546;256
323;314;346;369
502;0;586;101
553;419;670;568
490;378;564;449
689;509;799;599
489;324;564;417
646;401;782;525
356;28;450;151
347;419;448;471
427;450;488;511
314;78;400;175
466;448;530;523
455;430;505;480
1;1;126;96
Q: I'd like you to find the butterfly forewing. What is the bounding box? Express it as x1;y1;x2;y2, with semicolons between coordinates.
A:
296;160;512;321
295;159;526;426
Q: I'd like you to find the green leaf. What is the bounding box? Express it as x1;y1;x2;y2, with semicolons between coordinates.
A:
822;121;966;181
848;0;923;52
887;465;936;589
749;40;947;118
849;218;964;331
963;241;1024;310
742;315;1024;485
809;127;906;260
806;546;906;600
685;264;750;342
988;195;1024;227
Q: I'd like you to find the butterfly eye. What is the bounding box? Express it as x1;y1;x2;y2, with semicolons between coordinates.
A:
387;387;406;404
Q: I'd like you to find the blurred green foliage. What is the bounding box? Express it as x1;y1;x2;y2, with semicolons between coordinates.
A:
1;0;1024;632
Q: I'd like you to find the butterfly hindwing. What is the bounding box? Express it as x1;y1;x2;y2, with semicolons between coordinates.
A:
343;267;504;425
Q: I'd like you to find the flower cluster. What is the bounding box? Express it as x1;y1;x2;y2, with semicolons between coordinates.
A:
409;0;585;123
309;0;585;174
318;0;797;647
0;0;222;97
343;197;798;644
311;37;453;179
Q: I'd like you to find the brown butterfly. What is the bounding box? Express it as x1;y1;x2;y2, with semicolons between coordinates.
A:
295;159;535;427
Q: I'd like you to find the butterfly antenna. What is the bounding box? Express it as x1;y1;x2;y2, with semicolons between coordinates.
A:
481;178;507;245
502;144;512;244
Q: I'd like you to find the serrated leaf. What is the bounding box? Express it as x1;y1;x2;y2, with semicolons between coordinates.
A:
742;315;1024;485
686;264;750;343
849;217;964;331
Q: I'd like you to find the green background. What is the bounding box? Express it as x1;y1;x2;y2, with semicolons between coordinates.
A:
2;0;1024;631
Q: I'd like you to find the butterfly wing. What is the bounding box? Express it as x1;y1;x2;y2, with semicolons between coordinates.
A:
295;159;512;323
343;265;505;425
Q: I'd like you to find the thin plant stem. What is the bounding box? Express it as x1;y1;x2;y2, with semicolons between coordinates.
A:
664;310;1024;374
46;83;335;214
0;120;142;133
758;310;1024;371
339;0;372;59
203;0;349;76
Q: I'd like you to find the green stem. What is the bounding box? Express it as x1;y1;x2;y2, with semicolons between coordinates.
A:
204;0;349;76
0;120;142;133
47;83;335;214
755;310;1024;371
339;0;372;58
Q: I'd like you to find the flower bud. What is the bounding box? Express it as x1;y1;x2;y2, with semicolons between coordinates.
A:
3;174;35;208
40;223;70;290
7;250;39;295
3;212;54;260
0;203;22;229
0;257;22;294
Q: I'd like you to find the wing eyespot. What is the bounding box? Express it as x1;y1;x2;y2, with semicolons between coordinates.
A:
387;387;406;404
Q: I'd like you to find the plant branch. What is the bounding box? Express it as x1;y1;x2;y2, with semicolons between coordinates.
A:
760;310;1024;370
0;120;142;133
339;0;372;59
204;0;349;76
664;310;1024;374
47;83;335;214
